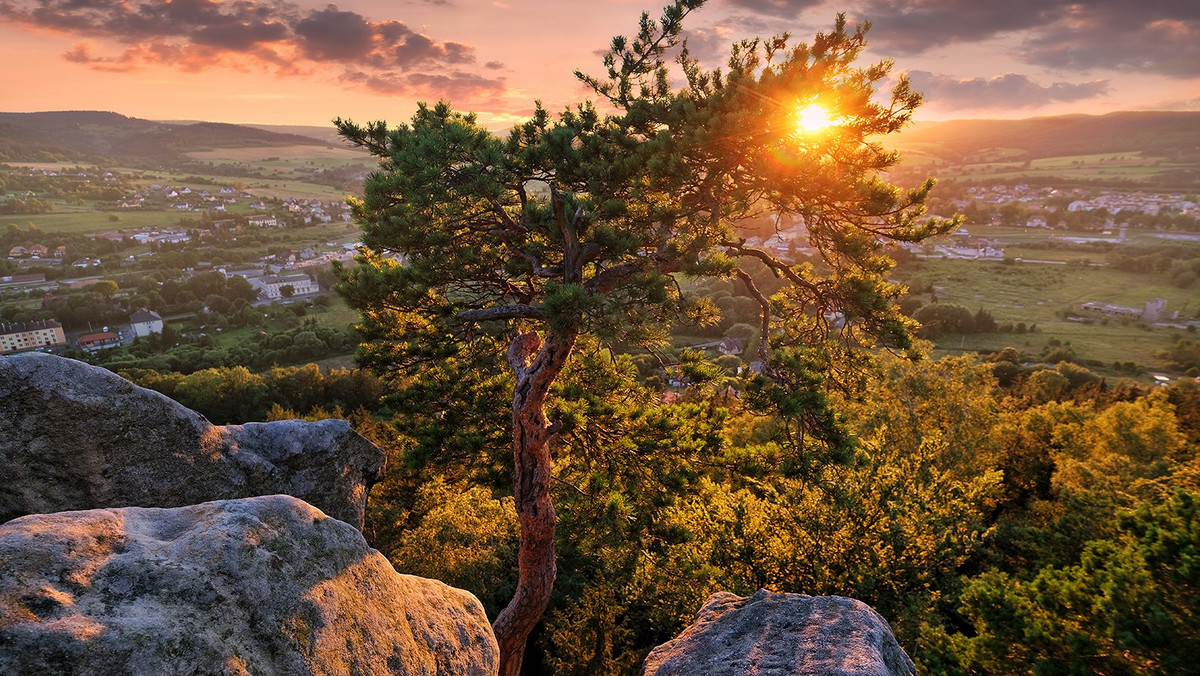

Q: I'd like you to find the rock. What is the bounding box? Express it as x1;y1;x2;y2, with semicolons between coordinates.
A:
0;353;385;529
0;495;499;676
642;590;916;676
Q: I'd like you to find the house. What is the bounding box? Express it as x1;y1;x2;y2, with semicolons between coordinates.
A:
77;332;121;351
129;308;164;338
255;273;319;300
247;214;278;227
718;337;745;356
0;319;66;354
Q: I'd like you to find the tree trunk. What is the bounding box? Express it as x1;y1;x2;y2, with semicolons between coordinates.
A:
493;328;577;676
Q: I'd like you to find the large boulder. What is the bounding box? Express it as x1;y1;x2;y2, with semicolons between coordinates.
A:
0;352;385;529
642;590;916;676
0;495;498;676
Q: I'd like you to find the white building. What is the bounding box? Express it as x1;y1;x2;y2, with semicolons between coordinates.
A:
129;308;164;338
256;273;319;300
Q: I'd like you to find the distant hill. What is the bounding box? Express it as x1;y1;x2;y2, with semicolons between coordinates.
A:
159;120;347;146
0;111;327;164
893;111;1200;162
241;124;346;146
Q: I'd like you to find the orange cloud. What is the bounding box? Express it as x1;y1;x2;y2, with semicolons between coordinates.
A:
0;0;506;97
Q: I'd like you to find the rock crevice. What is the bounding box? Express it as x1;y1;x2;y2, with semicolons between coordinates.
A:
643;589;916;676
0;353;385;529
0;495;499;676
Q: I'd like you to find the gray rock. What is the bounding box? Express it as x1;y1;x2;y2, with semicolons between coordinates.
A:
0;352;384;528
642;590;916;676
0;495;499;676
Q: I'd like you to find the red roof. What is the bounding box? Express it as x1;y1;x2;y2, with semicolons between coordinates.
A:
78;332;118;347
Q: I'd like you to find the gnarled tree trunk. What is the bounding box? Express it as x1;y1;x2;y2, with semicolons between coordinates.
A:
493;328;577;676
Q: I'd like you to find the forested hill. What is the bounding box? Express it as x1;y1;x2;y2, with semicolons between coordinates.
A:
0;110;327;163
893;110;1200;161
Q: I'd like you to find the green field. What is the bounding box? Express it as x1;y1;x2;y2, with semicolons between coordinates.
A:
184;144;369;169
904;149;1198;187
901;257;1198;368
5;207;180;235
238;180;353;202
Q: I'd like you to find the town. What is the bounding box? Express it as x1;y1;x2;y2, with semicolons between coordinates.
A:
3;162;1198;384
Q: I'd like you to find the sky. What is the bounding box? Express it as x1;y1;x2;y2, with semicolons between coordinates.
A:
1;0;1198;130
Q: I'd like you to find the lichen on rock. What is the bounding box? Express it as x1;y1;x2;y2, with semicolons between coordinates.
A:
0;495;499;676
642;589;916;676
0;353;385;529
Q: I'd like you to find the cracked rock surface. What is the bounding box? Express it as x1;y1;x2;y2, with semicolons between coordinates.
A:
1;353;384;529
0;495;499;676
642;589;916;676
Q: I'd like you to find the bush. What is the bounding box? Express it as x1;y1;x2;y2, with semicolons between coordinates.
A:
913;303;975;338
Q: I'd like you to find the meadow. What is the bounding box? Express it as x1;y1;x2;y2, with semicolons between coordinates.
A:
183;143;369;169
6;208;172;235
902;256;1197;369
945;151;1187;184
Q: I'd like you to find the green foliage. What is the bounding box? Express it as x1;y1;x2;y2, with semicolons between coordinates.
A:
119;363;386;424
912;302;976;338
336;6;957;668
927;491;1200;675
335;5;956;383
1157;338;1200;372
385;478;519;617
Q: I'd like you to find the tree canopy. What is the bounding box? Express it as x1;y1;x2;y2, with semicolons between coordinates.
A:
335;2;955;673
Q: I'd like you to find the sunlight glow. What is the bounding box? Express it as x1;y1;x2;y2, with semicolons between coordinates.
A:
795;104;833;133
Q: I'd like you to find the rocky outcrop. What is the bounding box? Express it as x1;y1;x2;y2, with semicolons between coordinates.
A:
0;353;385;529
642;590;916;676
0;495;499;676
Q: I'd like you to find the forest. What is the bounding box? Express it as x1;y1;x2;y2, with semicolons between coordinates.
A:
132;347;1200;675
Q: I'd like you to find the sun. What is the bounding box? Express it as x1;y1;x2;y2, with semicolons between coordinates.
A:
795;103;833;133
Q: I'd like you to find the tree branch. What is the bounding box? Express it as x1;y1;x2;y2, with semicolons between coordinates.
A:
723;242;823;296
459;304;544;323
735;268;771;365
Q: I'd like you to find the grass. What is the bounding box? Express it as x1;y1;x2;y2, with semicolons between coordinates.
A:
7;207;181;235
238;180;352;202
183;144;370;169
900;257;1198;368
934;150;1192;185
306;298;360;329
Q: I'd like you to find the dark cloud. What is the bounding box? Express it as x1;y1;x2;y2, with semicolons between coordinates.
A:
1018;5;1200;78
192;20;289;51
853;0;1052;54
340;68;505;102
679;26;734;64
856;0;1199;78
0;0;499;96
907;70;1110;111
719;0;824;19
294;5;374;60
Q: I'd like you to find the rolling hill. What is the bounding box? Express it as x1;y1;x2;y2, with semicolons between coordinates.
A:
893;111;1200;162
0;111;328;164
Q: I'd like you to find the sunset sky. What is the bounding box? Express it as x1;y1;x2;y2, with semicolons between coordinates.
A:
1;0;1197;130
